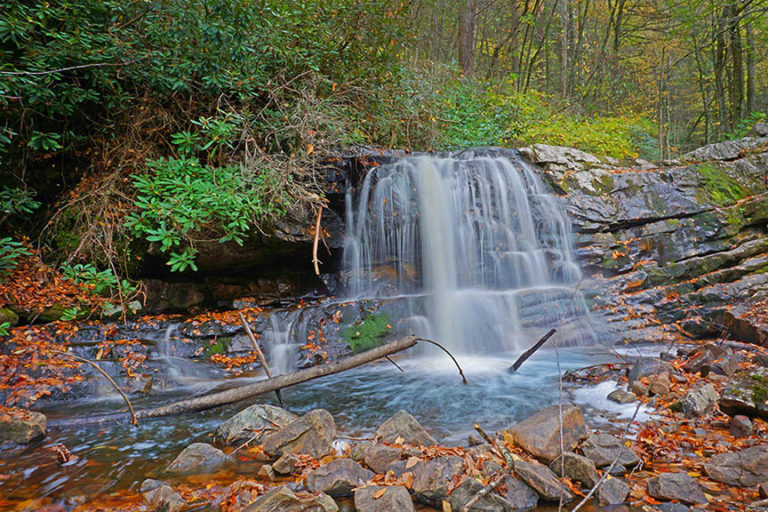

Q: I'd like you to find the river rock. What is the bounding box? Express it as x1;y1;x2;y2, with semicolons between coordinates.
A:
598;477;630;506
549;452;599;488
273;453;300;475
354;485;414;512
448;476;537;512
244;485;338;512
214;404;298;446
649;373;671;396
607;389;636;404
750;498;768;510
719;368;768;419
374;410;436;446
580;433;640;470
410;455;464;504
513;458;573;502
165;442;233;475
647;472;708;505
507;405;587;463
704;445;768;486
759;482;768;499
627;358;674;386
681;383;719;418
143;483;186;512
262;409;336;459
364;443;403;473
305;458;374;497
656;502;691;512
0;408;46;444
730;415;754;437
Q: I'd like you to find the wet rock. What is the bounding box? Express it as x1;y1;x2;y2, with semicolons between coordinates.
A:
262;409;336;459
468;433;485;447
273;453;300;475
448;476;536;512
598;477;630;506
649;373;672;396
580;434;640;470
214;404;298;446
607;390;636;404
627;358;674;386
0;408;46;444
364;443;403;473
656;503;691;512
719;368;768;419
374;410;436;446
681;383;719;418
749;498;768;510
258;464;276;480
647;472;708;505
760;482;768;499
354;485;414;512
508;405;587;463
143;483;186;512
305;458;374;497
165;442;233;475
704;445;768;486
513;458;573;502
244;485;338;512
549;452;599;488
410;455;464;504
140;479;165;492
730;415;754;437
630;380;649;397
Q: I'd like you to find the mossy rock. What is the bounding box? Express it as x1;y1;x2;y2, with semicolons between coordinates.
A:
206;336;232;357
341;313;392;352
0;308;19;326
696;162;750;206
719;368;768;419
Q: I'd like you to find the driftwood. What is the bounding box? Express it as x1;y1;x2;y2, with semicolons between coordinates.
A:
508;328;556;372
238;312;284;406
133;335;421;419
312;206;323;275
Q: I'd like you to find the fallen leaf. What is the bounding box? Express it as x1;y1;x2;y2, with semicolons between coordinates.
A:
372;488;387;499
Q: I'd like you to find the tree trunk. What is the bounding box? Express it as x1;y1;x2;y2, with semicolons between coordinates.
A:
746;22;756;114
459;0;476;76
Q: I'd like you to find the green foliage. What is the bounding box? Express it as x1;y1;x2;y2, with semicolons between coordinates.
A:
727;112;767;140
60;263;135;296
696;163;749;206
341;313;392;352
0;237;31;277
0;322;9;337
0;187;41;219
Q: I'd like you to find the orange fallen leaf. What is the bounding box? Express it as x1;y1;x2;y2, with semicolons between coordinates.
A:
372;488;387;499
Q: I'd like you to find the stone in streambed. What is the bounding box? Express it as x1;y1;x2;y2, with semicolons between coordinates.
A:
513;458;573;502
580;433;640;470
165;442;233;475
354;485;414;512
447;476;537;512
304;458;374;497
214;404;297;446
0;407;46;444
608;389;636;404
730;415;754;437
627;358;674;387
549;452;599;488
262;409;336;459
142;482;186;512
704;445;768;487
244;485;338;512
409;455;464;504
374;410;436;446
598;476;630;506
719;368;768;419
681;383;719;418
507;405;587;463
647;472;708;505
364;442;404;473
273;453;300;475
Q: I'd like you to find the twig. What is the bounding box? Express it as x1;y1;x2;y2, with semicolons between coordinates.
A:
462;471;506;512
509;329;556;372
555;341;566;512
474;423;516;467
414;337;468;384
49;349;138;426
238;312;284;406
570;401;643;512
312;206;323;275
385;355;404;372
0;60;139;76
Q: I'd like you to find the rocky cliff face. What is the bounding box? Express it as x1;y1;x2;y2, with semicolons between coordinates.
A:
521;131;768;346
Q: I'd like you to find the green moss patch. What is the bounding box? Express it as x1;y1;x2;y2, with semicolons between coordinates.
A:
697;163;750;206
341;313;392;353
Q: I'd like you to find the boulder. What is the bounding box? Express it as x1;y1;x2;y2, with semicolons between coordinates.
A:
719;368;768;419
214;404;297;446
704;445;768;487
607;389;636;404
0;408;46;444
244;485;338;512
273;453;300;475
580;433;640;470
681;383;719;418
549;452;599;488
730;415;754;438
354;485;414;512
598;477;630;506
410;455;464;504
262;409;336;459
143;483;186;512
683;137;768;162
627;358;674;387
513;458;573;502
507;405;587;463
649;373;672;396
751;123;768;137
304;458;374;497
647;472;708;505
374;410;436;446
448;476;537;512
165;442;233;475
520;144;601;173
364;443;404;473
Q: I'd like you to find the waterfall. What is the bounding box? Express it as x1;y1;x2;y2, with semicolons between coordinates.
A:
344;152;593;354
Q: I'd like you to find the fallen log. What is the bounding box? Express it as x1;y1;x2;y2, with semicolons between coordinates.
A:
134;335;420;419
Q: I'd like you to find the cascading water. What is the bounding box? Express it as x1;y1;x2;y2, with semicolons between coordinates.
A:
343;151;594;354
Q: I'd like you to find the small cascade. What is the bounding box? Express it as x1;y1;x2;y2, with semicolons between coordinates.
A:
344;152;593;354
155;324;213;388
